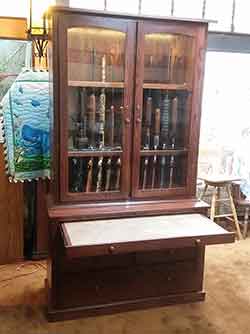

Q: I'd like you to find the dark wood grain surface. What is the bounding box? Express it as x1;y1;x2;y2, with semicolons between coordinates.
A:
0;145;24;264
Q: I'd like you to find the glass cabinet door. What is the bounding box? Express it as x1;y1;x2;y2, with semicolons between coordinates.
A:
132;23;198;198
58;16;135;201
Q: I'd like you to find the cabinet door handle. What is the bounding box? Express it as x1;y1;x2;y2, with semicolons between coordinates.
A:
136;104;141;124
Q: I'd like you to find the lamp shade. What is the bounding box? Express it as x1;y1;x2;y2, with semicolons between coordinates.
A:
28;0;54;36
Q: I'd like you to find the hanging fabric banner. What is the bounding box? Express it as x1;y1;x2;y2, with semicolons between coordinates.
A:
1;69;50;182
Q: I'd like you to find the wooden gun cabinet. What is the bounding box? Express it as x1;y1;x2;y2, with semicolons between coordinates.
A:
46;7;234;321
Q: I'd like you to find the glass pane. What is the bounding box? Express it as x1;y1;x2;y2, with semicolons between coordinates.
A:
141;0;172;16
70;0;105;10
68;27;125;82
144;33;194;85
107;0;139;13
67;27;126;193
139;89;189;190
206;0;234;32
174;0;203;18
234;0;250;34
139;32;193;191
69;156;121;192
68;87;123;150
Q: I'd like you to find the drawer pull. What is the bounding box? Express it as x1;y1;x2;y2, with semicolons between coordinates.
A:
109;245;115;253
167;276;172;281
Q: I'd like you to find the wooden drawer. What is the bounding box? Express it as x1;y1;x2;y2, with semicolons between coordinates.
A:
56;260;198;310
136;247;196;265
60;214;234;259
59;247;196;273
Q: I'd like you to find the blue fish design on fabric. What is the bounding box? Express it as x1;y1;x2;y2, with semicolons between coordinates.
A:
2;69;50;180
21;124;50;156
31;99;40;107
13;98;23;106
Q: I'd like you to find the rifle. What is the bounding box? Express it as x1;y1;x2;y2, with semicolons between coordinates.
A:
144;96;152;149
141;96;152;189
160;93;170;188
88;48;96;148
107;56;115;149
98;54;106;147
85;158;93;192
160;144;167;188
96;157;103;192
168;47;172;82
169;96;178;188
151;108;161;188
96;55;106;192
71;158;83;192
105;158;112;191
115;157;121;191
88;93;96;148
75;88;88;149
107;105;115;148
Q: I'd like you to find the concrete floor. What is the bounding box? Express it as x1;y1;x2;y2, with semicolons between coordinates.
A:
0;239;250;334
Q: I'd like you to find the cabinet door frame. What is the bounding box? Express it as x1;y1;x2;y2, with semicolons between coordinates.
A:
132;20;208;199
55;14;136;202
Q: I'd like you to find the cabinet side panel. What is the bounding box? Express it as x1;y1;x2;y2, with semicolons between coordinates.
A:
186;24;208;196
49;13;61;202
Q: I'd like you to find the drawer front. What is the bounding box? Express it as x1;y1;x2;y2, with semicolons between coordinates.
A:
136;247;196;265
59;247;197;273
56;260;199;309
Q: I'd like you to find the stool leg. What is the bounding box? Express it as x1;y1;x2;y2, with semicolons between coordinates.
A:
210;186;217;221
226;185;243;240
243;207;249;239
200;184;208;201
217;186;221;223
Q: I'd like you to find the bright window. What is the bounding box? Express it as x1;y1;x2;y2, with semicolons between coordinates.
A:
0;0;28;17
140;0;171;16
206;0;234;32
234;0;250;34
106;0;139;13
70;0;105;10
174;0;203;18
199;51;250;176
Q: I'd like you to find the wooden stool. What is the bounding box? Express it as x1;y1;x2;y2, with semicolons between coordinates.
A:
199;176;243;240
232;182;250;239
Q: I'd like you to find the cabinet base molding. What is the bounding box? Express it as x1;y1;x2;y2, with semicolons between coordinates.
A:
46;287;205;322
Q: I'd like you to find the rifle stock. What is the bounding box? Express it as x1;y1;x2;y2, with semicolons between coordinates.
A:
85;158;93;192
105;158;112;191
96;157;103;192
115;158;121;191
142;157;149;190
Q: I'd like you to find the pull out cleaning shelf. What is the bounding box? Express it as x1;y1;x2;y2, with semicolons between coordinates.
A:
61;214;234;258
